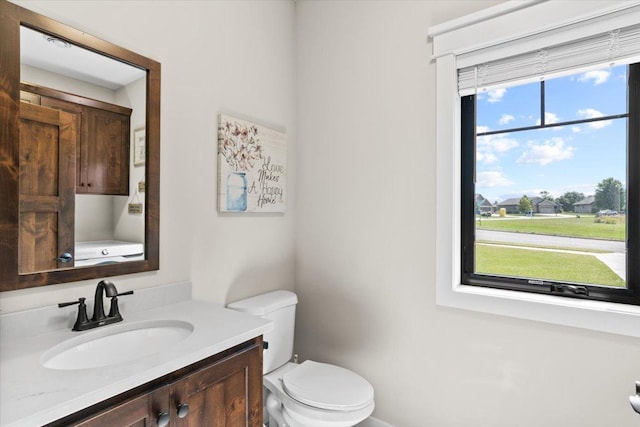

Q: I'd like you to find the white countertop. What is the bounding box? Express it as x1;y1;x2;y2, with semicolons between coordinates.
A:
0;284;272;427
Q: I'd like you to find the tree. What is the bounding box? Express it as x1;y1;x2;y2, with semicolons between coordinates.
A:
555;191;585;212
518;195;532;214
539;190;553;201
595;177;623;211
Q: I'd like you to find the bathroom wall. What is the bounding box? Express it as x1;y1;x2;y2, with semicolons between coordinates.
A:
0;0;296;311
294;1;640;427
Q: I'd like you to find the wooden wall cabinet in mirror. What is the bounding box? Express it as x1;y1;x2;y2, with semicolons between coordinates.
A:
0;0;160;290
22;82;132;196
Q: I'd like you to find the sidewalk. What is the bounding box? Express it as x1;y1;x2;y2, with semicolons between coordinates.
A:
594;252;626;281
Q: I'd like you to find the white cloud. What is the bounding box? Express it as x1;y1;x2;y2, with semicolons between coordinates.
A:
477;152;498;164
477;134;519;154
516;137;575;166
493;137;519;153
578;108;602;119
486;88;506;103
499;114;515;125
477;171;514;188
578;70;610;86
475;132;519;165
546;112;560;124
536;112;560;126
577;108;612;129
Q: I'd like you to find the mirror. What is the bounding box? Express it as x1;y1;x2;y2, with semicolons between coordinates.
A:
0;0;160;290
20;26;147;271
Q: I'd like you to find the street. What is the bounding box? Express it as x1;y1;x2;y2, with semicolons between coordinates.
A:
476;229;625;253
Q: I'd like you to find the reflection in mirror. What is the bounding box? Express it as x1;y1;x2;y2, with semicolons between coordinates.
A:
19;26;147;273
0;0;159;290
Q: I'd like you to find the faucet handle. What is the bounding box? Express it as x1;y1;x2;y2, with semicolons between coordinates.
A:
107;290;134;319
116;290;134;297
58;298;89;331
58;297;84;308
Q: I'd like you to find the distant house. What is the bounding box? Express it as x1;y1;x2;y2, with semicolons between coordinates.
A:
537;199;559;214
498;196;540;214
475;194;495;214
574;195;596;214
498;197;525;214
497;196;559;214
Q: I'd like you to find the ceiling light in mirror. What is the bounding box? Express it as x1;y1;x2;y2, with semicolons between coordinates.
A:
43;35;71;48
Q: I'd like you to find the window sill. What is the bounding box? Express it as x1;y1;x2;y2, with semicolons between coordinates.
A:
438;280;640;338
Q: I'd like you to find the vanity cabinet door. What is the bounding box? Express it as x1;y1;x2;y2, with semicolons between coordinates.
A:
72;386;169;427
170;343;263;427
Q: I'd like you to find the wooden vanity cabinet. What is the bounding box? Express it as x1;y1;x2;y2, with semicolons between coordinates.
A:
170;336;263;427
46;337;264;427
72;386;169;427
20;82;132;195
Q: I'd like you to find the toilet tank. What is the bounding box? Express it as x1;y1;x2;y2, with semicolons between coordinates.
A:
227;290;298;374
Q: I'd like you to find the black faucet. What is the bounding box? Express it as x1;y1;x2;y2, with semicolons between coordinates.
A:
58;280;133;331
92;280;119;321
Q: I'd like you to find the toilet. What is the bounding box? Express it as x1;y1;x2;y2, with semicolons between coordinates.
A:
227;290;375;427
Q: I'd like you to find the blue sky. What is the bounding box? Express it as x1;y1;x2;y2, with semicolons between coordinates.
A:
475;64;628;205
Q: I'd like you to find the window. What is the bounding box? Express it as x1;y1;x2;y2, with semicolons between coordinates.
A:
430;1;640;337
461;62;639;305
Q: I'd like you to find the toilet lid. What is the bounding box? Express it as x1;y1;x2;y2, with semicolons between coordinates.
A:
281;361;374;411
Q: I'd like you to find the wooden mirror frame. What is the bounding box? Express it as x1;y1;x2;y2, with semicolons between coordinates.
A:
0;0;160;291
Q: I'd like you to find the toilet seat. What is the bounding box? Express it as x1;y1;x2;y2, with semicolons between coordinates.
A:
264;362;375;427
281;361;374;411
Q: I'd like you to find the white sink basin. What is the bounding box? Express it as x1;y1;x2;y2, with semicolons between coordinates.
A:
41;319;194;370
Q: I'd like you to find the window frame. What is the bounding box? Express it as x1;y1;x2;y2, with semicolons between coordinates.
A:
430;0;640;338
460;65;639;306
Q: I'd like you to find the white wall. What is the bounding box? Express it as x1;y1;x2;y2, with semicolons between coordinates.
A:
295;1;640;427
21;63;117;103
1;0;296;311
114;75;146;244
75;195;115;241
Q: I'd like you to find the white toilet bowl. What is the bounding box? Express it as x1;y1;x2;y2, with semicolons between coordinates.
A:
226;290;375;427
264;361;375;427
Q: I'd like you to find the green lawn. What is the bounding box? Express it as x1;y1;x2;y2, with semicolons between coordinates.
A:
477;215;625;241
475;244;626;288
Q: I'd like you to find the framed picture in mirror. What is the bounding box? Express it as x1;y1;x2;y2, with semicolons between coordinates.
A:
134;128;146;166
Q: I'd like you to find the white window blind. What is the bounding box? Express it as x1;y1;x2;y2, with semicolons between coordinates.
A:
458;22;640;96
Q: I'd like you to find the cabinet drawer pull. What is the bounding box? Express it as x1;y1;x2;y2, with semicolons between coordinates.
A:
177;403;190;418
157;412;170;427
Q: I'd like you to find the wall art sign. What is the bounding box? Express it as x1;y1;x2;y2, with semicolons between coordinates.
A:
217;114;287;213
